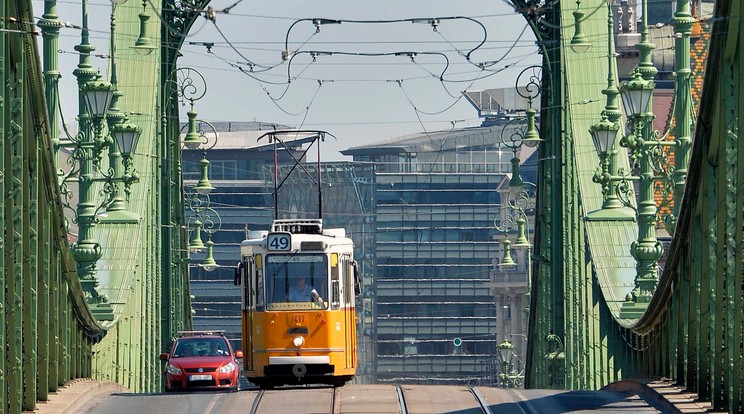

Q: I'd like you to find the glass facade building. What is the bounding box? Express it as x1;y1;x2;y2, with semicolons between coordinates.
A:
343;125;529;385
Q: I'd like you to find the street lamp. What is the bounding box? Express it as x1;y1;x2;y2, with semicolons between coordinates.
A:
172;68;221;271
497;338;513;387
132;0;156;55
181;115;218;196
495;65;541;282
201;240;218;272
498;338;514;368
619;72;654;121
82;80;115;121
589;0;676;318
188;217;205;252
570;0;591;53
98;0;143;224
492;67;541;386
54;0;145;315
184;189;221;272
588;1;635;220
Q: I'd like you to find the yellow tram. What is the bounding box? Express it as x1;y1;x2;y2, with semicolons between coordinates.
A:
235;218;360;388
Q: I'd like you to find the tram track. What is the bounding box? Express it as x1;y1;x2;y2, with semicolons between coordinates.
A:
395;384;409;414
330;386;340;413
248;385;341;414
469;386;493;414
246;383;492;413
394;384;492;414
248;389;264;414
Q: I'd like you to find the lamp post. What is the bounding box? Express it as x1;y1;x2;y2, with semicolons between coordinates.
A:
589;1;678;318
132;0;156;55
492;67;541;387
59;0;143;311
669;0;697;234
182;117;220;271
588;2;635;221
494;115;536;328
497;338;524;387
185;187;221;272
175;74;219;271
103;0;142;223
71;79;114;302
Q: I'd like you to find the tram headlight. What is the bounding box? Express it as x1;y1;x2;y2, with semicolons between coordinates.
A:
218;361;237;374
165;363;182;375
293;336;305;347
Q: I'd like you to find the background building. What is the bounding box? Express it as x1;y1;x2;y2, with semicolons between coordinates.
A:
343;117;536;384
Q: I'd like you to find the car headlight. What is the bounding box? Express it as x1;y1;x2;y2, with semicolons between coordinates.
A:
166;364;182;375
218;361;237;374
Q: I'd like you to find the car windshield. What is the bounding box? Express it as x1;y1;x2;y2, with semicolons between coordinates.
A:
173;338;229;357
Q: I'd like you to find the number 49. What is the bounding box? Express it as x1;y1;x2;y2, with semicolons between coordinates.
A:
268;234;290;251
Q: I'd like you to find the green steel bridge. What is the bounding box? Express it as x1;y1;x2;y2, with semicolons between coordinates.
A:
0;0;741;413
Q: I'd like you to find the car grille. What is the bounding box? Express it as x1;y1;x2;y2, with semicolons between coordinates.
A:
184;367;217;373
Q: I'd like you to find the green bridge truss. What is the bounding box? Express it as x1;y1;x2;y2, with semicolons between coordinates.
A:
0;0;204;413
523;0;743;413
0;0;742;413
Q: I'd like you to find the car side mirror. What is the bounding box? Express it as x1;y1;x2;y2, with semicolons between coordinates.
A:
159;352;169;361
234;350;244;359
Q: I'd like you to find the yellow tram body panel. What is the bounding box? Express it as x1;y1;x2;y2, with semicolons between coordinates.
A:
241;308;357;379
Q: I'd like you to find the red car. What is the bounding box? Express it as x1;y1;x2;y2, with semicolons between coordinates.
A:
160;331;244;392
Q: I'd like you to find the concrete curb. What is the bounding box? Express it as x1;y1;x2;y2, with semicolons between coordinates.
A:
31;379;130;414
603;378;719;414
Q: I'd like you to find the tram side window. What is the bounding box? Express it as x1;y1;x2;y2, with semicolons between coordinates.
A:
352;260;361;296
255;275;265;310
343;257;353;304
331;255;340;310
236;259;252;309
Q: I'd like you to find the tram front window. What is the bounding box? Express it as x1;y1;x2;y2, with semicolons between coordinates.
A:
265;254;328;310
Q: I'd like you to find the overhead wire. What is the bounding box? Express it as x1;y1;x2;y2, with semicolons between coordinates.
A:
50;0;701;164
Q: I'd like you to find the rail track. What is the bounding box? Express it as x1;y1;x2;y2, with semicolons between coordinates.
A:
246;384;494;413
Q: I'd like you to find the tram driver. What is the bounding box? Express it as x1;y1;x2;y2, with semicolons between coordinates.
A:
289;276;323;304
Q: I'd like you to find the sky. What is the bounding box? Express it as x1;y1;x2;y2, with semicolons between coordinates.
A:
35;0;540;160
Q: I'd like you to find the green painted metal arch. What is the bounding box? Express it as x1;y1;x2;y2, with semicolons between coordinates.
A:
522;0;642;390
629;0;743;410
2;1;107;413
525;0;744;411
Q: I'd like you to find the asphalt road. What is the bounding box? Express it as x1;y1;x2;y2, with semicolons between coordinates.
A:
81;383;665;414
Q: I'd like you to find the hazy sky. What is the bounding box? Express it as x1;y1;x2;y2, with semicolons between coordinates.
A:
37;0;540;160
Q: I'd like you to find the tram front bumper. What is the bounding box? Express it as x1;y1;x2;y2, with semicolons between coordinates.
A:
266;356;333;378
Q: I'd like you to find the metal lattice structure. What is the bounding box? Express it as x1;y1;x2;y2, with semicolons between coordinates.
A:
524;0;744;412
1;1;104;413
1;0;204;412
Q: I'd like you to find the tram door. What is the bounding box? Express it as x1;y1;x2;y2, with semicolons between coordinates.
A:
343;256;356;369
239;256;254;372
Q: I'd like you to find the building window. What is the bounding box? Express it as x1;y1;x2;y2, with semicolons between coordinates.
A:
209;160;238;180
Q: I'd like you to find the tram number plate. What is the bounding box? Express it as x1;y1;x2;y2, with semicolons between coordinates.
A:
189;374;212;381
289;314;306;325
267;233;291;251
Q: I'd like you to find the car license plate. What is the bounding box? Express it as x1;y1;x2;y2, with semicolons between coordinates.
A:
189;374;212;381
